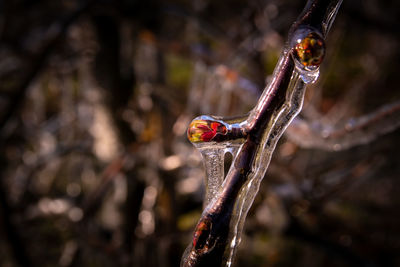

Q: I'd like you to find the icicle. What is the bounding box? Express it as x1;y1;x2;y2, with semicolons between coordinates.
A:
198;145;225;207
296;66;320;84
187;115;243;206
224;71;307;265
196;143;242;207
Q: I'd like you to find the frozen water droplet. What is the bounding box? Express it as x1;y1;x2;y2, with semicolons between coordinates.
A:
296;64;320;84
290;26;324;84
188;117;228;143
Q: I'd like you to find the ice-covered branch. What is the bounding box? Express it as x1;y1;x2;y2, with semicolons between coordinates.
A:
286;100;400;151
181;0;343;266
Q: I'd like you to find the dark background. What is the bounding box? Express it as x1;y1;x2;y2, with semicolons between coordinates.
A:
1;0;400;266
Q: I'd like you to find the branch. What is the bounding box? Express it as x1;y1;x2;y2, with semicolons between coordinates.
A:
286;100;400;151
181;0;343;266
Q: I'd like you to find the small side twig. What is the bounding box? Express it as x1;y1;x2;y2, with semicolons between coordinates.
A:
286;100;400;151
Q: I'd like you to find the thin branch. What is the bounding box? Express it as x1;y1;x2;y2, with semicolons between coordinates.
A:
181;0;343;266
286;100;400;151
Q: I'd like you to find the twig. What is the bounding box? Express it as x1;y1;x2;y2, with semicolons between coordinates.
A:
182;0;343;266
286;100;400;151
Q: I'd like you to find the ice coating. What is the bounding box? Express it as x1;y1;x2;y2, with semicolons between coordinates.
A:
225;71;306;265
182;53;303;267
187;115;246;144
297;66;320;84
293;31;325;67
182;1;343;266
197;143;242;208
198;146;225;207
183;55;316;267
188;118;228;143
290;27;325;84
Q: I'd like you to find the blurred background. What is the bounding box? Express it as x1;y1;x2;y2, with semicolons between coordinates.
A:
1;0;400;266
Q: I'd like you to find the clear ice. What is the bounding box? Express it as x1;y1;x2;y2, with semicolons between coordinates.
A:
295;63;320;84
197;143;241;207
183;0;344;265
